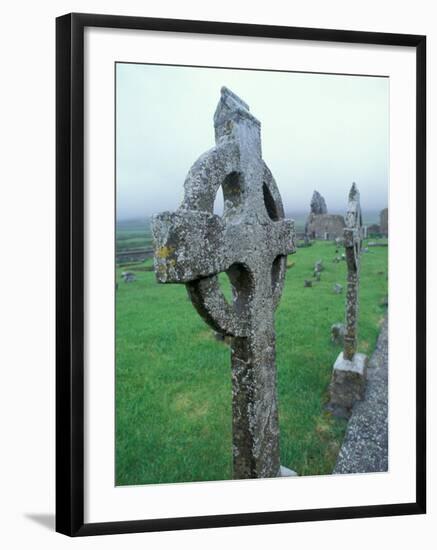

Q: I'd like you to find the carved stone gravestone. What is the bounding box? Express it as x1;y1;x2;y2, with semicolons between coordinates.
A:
327;183;368;417
152;87;296;479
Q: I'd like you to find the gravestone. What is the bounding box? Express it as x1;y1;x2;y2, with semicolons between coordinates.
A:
332;283;343;294
327;183;368;418
152;87;296;479
314;260;325;273
331;323;345;345
122;271;136;283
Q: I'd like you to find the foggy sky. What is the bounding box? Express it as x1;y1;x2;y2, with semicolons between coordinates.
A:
116;63;388;220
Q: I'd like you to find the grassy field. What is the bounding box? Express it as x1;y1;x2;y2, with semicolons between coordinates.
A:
115;240;388;486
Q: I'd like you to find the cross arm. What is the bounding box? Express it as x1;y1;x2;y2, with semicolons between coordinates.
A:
152;209;228;283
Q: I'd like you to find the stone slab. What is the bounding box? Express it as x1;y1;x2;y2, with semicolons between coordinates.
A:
334;315;388;474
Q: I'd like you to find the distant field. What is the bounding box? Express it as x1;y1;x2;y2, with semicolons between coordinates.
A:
116;219;153;251
115;240;388;486
116;211;383;250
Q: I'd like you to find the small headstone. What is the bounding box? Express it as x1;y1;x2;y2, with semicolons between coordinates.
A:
341;253;346;261
304;279;313;288
314;259;324;272
315;272;321;282
331;323;345;345
333;283;343;294
363;247;369;253
333;256;341;263
122;271;136;283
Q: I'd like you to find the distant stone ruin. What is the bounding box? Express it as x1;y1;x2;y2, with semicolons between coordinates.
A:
368;223;381;236
380;208;388;237
310;190;327;214
305;190;345;240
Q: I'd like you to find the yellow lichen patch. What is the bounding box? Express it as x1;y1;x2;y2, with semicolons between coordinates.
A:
156;245;175;259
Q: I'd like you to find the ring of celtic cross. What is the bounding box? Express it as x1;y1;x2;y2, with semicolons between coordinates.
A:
152;88;295;338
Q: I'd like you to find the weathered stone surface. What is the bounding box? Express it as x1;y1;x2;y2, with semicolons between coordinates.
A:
343;183;363;361
380;207;388;236
152;87;296;479
333;283;343;294
310;190;328;214
327;183;367;415
327;352;368;418
334;315;388;473
331;323;345;345
304;279;313;288
315;272;321;282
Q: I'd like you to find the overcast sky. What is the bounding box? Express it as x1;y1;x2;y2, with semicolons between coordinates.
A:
116;63;388;220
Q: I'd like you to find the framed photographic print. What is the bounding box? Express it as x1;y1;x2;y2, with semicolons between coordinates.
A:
56;12;426;536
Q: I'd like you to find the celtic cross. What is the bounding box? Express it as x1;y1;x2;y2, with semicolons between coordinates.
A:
152;87;295;479
343;182;363;361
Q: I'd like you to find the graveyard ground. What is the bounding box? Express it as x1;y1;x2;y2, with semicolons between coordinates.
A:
115;239;388;486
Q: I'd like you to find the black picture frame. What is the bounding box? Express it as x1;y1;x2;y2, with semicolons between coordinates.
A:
56;12;426;537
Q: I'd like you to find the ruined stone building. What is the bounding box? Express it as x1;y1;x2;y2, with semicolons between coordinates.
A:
305;190;345;240
380;207;388;237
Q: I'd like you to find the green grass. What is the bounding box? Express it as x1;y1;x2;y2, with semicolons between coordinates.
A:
115;240;388;485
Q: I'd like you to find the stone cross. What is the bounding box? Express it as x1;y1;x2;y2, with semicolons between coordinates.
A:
152;87;296;479
343;182;363;360
327;183;367;418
